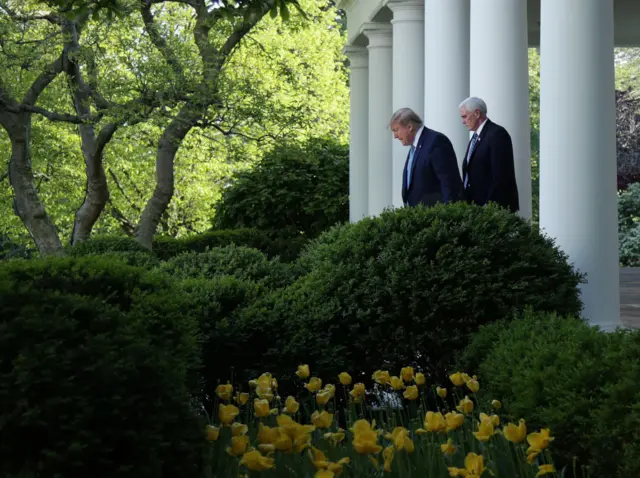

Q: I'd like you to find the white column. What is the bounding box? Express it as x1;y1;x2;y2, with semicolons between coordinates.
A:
424;0;470;171
363;24;393;216
539;0;621;331
388;1;424;208
344;46;369;222
470;0;532;219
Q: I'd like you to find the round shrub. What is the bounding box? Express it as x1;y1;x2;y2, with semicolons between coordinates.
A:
173;277;263;405
238;202;583;388
0;255;171;311
0;288;203;478
458;310;640;478
157;245;298;288
66;235;148;255
213;138;349;238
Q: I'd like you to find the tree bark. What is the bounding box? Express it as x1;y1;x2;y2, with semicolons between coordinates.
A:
5;114;63;254
0;55;67;255
64;19;114;245
135;105;198;249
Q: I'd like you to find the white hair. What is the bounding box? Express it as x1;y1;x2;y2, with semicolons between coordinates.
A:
459;97;488;116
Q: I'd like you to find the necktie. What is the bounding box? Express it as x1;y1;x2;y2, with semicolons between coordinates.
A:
464;133;478;188
406;145;416;187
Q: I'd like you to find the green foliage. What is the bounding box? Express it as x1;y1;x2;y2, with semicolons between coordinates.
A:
617;183;640;266
0;234;33;260
174;277;263;407
235;202;583;389
458;309;640;478
214;137;349;238
157;244;298;289
153;228;307;262
1;0;349;247
66;235;149;255
0;259;204;478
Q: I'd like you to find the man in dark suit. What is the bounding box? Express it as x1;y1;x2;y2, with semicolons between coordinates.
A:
390;108;463;207
459;97;520;213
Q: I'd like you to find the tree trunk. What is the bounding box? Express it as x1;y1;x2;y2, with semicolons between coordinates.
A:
135;105;198;249
6;114;63;255
70;126;113;244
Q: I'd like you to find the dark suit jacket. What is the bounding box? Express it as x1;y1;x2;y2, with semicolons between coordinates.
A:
461;119;520;213
401;127;463;207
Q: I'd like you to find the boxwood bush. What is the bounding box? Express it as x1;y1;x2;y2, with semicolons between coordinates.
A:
458;310;640;478
157;245;299;289
0;261;204;477
235;202;583;389
213;137;348;238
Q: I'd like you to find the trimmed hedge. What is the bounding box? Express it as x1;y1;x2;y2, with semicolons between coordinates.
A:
213;138;348;238
157;245;299;289
0;258;204;478
235;202;583;389
458;310;640;478
66;229;309;263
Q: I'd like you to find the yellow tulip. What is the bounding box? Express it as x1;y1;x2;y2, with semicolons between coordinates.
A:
386;427;414;452
296;364;310;379
311;410;334;429
504;419;527;444
324;428;346;444
216;383;233;401
456;396;474;415
440;438;456;456
256;386;274;402
305;377;323;392
316;390;333;406
254;398;270;418
400;366;414;383
479;413;500;426
315;471;335;478
449;372;465;386
285;396;300;414
403;385;419;400
445;411;465;431
536;464;555;476
338;372;352;385
226;435;249;456
473;417;495;442
239;450;275;471
527;428;554;452
415;372;426;385
218;404;239;426
234;392;249;406
436;386;447;398
231;422;248;436
206;425;220;441
424;411;447;433
491;399;502;409
350;383;366;402
466;379;480;393
372;370;391;385
383;445;395;472
464;452;486;477
351;419;383;455
389;376;405;390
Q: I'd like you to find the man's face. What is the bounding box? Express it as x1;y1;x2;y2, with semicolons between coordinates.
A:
460;107;481;131
391;122;415;146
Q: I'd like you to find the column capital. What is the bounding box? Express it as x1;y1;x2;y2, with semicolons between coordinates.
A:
387;0;424;23
343;46;369;69
362;23;393;48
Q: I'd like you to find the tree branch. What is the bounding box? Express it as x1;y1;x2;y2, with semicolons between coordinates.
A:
0;0;60;24
22;54;65;106
139;0;186;84
108;168;141;212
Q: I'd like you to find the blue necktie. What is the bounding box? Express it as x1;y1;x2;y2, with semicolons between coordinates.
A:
464;133;478;188
406;145;416;187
